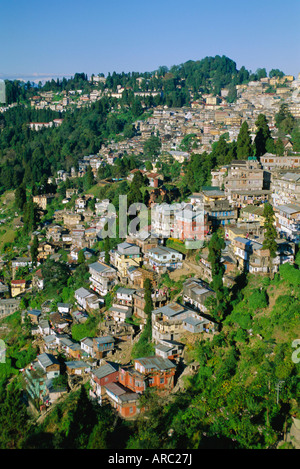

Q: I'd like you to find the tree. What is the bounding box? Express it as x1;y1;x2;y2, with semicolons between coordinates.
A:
254;114;272;157
41;259;70;291
236;121;253;158
84;165;95;191
104;237;110;264
30;235;39;267
262;203;277;277
64;386;98;449
207;230;226;321
269;69;284;79
275;103;295;135
77;249;85;264
15;185;27;212
23;199;40;234
143;135;161;161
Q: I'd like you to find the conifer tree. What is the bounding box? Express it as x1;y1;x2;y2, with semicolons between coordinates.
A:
207;230;226;320
262;203;277;277
30;235;39;267
237;121;253;158
254;114;273;157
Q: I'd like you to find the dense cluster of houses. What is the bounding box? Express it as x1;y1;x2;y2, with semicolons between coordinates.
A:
1;71;300;420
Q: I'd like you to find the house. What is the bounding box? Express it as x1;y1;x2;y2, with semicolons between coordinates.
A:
90;361;119;404
57;303;72;314
11;279;26;297
37;353;60;379
74;287;103;311
108;304;132;323
151;203;176;238
133;287;169;324
80;337;94;357
204;198;238;229
239;205;265;226
151;302;217;343
104;381;141;419
72;309;88;323
89;261;117;296
63;211;82;228
115;287;136;306
111;242;142;281
58;335;81;359
46;225;64;243
33;194;55;210
25;351;60;405
275;204;300;243
119;356;176;393
174;207;209;242
223;158;270;201
44;379;68;405
260;154;300;171
148;245;183;273
127;267;157;289
49;311;71;331
37;319;50;336
155;340;184;360
65;360;91;376
27;309;42;324
0;282;9;297
93;335;115;359
37;242;56;261
182;277;215;314
271;172;300;207
43;334;57;352
11;257;32;278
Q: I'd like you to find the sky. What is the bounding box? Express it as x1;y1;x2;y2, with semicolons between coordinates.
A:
0;0;299;82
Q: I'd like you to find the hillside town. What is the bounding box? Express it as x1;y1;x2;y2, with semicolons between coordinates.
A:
0;68;300;430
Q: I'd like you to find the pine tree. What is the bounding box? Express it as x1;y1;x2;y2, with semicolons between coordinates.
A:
104;237;110;264
30;235;39;267
254;114;272;157
237;121;253;158
262;203;277;277
15;185;27;212
207;230;226;321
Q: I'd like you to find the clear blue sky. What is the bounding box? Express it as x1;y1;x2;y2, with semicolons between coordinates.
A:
0;0;299;81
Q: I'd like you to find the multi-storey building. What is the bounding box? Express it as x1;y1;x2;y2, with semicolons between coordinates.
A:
224;158;270;203
275;204;300;242
147;245;183;273
118;356;176;394
151;302;217;343
111;242;142;281
133;287;169;324
89;261;117;296
271;172;300;207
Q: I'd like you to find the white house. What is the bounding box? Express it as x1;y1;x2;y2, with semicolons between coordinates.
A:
80;337;94;357
108;304;133;322
148;245;183;273
74;287;103;311
89;261;117;296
